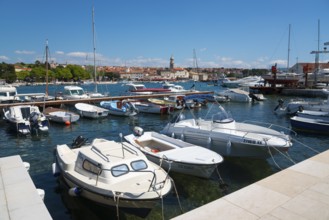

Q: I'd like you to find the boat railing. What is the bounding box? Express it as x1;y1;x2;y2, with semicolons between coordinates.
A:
208;120;294;145
91;146;110;162
242;120;297;137
100;167;161;192
121;142;139;156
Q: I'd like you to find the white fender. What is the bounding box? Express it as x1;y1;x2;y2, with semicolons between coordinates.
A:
52;163;60;177
226;140;232;155
68;187;82;197
23;162;30;171
37;188;45;201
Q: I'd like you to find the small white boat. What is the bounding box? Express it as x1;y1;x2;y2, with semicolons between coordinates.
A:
274;89;329;115
126;83;170;95
53;135;172;210
0;85;20;103
290;116;329;134
75;103;109;119
161;105;293;159
3;105;49;135
44;107;80;124
216;88;252;102
296;109;329;119
132;100;174;114
124;127;224;178
164;95;195;109
100;100;138;116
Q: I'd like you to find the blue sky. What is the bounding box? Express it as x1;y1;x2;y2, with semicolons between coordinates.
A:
1;0;329;69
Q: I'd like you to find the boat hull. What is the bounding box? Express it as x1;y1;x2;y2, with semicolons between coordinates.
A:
162;119;291;159
144;153;218;178
290;116;329;134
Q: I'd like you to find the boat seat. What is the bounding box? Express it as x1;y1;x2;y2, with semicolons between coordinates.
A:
57;144;77;166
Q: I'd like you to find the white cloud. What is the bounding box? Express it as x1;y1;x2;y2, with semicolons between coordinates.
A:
55;51;65;55
0;56;9;61
14;50;35;55
66;52;88;58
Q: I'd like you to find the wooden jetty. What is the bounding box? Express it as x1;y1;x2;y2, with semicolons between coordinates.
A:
0;91;214;110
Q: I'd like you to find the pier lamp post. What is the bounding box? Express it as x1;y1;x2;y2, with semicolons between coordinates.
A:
310;44;329;85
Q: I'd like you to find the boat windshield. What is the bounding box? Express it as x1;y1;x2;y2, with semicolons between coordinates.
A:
71;89;84;95
131;160;148;171
212;106;234;123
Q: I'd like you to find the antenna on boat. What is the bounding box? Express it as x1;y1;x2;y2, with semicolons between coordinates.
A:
119;133;125;158
92;4;98;93
287;24;291;72
45;39;49;97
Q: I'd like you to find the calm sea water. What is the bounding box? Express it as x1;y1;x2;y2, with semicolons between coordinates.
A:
1;81;328;220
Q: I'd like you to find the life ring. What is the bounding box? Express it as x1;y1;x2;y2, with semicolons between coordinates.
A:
151;149;159;153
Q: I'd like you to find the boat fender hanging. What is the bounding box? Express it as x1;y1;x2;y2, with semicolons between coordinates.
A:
133;126;143;136
37;188;45;201
68;187;82;197
180;133;184;140
171;133;175;138
207;137;212;148
226;140;231;155
52;162;60;177
23;162;30;171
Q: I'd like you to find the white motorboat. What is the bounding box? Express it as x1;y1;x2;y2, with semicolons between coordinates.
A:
296;109;329;120
124;127;224;178
132;100;174;114
290;116;329;134
274;89;329;115
100;100;138;116
75;103;109;119
3;105;49;135
164;95;195;109
62;86;90;100
0;85;20;103
44;107;80;124
161;106;293;159
53;135;172;210
216;88;252;102
162;81;196;93
126;83;171;95
222;76;263;88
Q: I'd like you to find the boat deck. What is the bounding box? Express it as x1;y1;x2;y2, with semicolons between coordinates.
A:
172;149;329;220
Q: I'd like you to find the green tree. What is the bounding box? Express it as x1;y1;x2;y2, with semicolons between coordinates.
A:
16;70;30;81
0;62;16;83
54;66;72;81
66;65;88;81
30;66;46;82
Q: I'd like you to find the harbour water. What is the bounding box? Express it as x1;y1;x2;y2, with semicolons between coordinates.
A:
1;81;328;220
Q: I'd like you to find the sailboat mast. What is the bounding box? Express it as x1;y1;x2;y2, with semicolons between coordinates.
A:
92;6;97;92
287;24;291;72
45;39;49;96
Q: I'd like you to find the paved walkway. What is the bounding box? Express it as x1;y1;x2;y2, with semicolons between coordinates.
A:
173;150;329;220
0;155;52;220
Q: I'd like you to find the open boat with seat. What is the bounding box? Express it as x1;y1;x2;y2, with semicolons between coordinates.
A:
125;127;224;178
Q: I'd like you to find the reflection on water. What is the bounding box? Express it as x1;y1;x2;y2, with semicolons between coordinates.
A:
1;82;328;219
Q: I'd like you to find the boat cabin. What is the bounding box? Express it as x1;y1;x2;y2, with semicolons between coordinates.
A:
72;139;153;185
0;85;19;103
63;86;89;99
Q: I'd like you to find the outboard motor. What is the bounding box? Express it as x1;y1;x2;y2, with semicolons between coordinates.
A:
133;126;144;136
71;135;88;149
274;99;284;111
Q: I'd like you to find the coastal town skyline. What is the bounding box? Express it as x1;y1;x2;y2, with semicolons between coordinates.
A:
1;0;329;69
